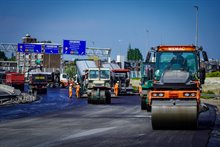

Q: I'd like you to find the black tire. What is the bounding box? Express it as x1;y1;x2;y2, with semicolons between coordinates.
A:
106;97;111;104
106;91;111;104
44;88;47;94
141;98;151;112
88;97;91;104
141;98;147;110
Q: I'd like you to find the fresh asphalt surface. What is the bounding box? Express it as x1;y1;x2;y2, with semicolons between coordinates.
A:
0;88;217;147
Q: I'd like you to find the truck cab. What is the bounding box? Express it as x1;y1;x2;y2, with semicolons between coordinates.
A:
60;73;69;88
27;72;48;94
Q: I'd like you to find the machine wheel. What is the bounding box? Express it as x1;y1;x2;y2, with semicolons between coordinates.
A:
151;100;198;130
141;98;147;110
141;98;151;112
105;91;111;104
106;94;111;104
88;97;92;104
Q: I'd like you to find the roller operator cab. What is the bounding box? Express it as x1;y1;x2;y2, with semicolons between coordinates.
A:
87;68;111;104
146;45;208;129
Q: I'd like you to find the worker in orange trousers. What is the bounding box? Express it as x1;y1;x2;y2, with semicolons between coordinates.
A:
114;81;119;96
69;83;73;99
75;83;81;98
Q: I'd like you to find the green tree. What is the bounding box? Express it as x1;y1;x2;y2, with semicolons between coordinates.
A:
8;52;16;61
0;51;8;61
127;48;143;61
64;62;76;78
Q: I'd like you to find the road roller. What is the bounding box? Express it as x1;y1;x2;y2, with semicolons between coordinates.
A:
145;45;208;129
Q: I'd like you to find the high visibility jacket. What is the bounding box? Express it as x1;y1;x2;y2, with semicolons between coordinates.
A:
69;85;73;97
76;85;80;92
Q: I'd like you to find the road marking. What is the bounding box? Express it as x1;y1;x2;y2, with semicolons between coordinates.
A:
62;127;116;140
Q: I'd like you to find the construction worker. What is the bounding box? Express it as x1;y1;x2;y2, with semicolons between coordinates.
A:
69;83;73;99
114;81;119;96
138;83;142;95
75;83;81;98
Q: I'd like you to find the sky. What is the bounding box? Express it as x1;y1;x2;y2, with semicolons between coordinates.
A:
0;0;220;60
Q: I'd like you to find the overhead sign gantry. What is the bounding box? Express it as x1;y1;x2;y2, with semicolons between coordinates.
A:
63;40;86;55
17;43;42;53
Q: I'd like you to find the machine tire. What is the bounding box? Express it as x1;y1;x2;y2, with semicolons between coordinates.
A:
141;98;151;112
105;91;111;104
141;98;147;110
106;95;111;104
88;97;92;104
151;100;198;130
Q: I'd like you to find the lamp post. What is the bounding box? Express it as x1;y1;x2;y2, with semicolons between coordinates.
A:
194;5;199;47
92;41;95;47
145;29;150;55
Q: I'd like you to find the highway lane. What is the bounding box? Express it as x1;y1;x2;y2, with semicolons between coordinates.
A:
0;88;217;147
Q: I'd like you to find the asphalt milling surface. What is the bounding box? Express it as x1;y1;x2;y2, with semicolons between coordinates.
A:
0;88;218;147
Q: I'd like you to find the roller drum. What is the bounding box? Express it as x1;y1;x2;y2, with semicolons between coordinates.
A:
151;99;198;129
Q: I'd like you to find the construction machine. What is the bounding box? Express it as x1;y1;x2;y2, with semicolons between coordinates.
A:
145;45;208;129
103;63;133;95
75;59;98;97
87;67;111;104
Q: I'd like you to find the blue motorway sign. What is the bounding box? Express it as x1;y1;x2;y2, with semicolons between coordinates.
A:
63;40;86;55
17;43;42;53
45;45;59;54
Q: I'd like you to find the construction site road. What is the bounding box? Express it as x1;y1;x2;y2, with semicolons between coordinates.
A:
0;88;219;147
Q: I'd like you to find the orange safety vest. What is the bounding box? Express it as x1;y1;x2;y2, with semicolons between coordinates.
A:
75;84;81;98
114;83;119;96
139;85;142;94
69;85;73;98
76;85;80;92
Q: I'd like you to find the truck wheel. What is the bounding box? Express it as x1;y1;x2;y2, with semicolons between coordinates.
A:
44;88;47;94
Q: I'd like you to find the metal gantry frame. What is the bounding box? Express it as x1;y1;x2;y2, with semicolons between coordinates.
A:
0;43;112;73
86;47;111;60
0;43;17;52
0;43;111;58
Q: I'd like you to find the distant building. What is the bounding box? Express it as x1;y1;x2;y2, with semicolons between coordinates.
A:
17;34;61;73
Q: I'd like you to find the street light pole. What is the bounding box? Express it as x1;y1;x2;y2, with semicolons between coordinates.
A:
145;29;149;54
194;5;199;47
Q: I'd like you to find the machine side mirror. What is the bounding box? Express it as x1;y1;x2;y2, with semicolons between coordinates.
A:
145;52;151;63
200;67;206;84
202;51;208;62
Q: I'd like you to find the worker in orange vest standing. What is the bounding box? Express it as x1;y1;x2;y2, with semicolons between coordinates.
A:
69;83;73;99
114;81;119;96
75;83;81;98
138;82;142;96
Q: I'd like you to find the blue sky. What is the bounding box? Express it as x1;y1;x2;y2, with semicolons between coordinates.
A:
0;0;220;60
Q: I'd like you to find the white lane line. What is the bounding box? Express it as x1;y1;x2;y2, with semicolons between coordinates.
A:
62;127;116;140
